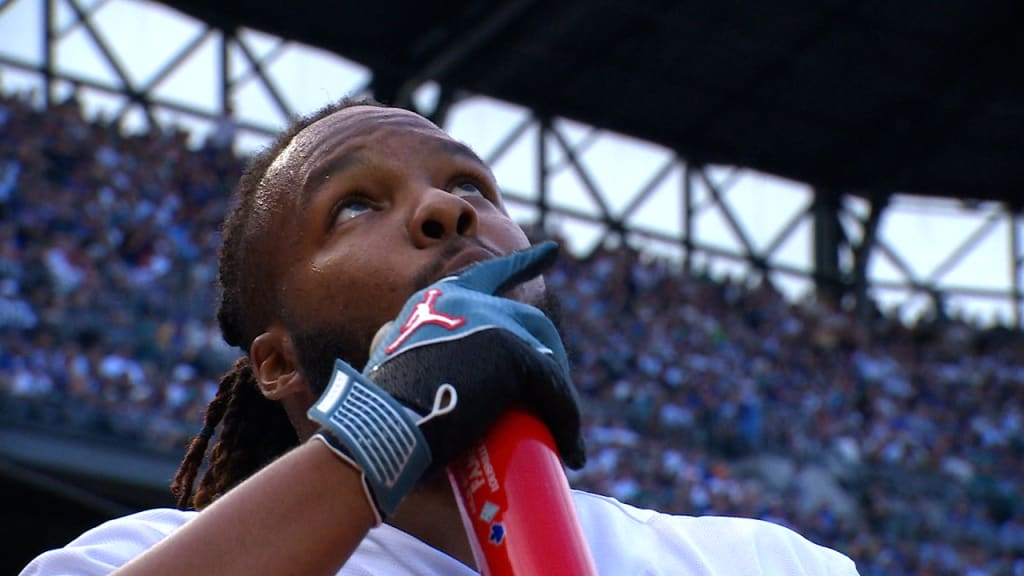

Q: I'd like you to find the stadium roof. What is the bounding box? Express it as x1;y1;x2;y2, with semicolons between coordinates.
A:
155;0;1024;203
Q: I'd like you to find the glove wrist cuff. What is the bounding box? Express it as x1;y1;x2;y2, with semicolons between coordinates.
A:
307;359;432;518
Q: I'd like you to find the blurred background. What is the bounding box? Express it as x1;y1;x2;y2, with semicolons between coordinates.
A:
1;1;1022;574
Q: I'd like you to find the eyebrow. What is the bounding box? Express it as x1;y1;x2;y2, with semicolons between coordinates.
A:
301;149;367;207
301;138;488;207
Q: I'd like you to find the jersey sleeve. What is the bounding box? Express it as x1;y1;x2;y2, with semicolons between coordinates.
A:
19;508;195;576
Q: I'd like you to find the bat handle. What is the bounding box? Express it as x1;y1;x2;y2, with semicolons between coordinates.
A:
447;410;597;576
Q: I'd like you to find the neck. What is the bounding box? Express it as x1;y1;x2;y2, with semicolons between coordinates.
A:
388;473;476;570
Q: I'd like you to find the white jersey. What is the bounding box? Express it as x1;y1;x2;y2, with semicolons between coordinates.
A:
21;490;859;575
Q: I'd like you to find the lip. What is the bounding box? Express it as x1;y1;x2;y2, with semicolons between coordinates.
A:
439;244;501;279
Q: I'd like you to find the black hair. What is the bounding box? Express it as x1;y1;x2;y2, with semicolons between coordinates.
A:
171;97;386;509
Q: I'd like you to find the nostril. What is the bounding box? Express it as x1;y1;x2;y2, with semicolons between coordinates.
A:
421;219;445;239
456;212;474;235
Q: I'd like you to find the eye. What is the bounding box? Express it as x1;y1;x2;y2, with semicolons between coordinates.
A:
450;181;486;199
332;196;374;224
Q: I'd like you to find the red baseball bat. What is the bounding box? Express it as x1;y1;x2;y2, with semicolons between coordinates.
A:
447;410;598;576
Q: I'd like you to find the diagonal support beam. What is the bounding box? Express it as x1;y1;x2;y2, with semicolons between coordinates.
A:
698;167;761;266
682;163;695;272
764;200;813;258
0;52;281;136
547;122;619;231
713;166;744;194
142;27;213;92
547;125;601;174
925;209;1002;284
234;37;288;86
0;0;20;16
874;239;922;288
233;31;294;121
688;169;740;215
618;156;678;222
482;114;534;167
111;27;213;125
43;0;54;106
64;0;156;127
55;0;110;38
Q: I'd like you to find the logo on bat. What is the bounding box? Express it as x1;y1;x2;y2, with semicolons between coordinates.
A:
489;523;505;544
480;501;500;523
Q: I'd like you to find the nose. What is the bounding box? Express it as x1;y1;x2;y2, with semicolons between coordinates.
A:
409;187;478;247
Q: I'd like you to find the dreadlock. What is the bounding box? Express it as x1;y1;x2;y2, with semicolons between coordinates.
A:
172;96;386;510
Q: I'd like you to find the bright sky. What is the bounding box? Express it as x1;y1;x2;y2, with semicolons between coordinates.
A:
1;0;1020;326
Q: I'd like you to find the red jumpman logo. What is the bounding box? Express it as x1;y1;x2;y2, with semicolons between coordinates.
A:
385;288;466;354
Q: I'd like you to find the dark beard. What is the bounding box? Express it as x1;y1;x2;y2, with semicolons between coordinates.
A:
290;286;569;397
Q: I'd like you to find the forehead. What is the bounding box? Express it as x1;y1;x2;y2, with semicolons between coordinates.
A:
258;105;449;199
299;105;447;155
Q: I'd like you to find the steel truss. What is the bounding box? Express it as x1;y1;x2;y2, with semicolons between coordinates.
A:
0;0;352;139
1;0;1021;326
463;108;1024;326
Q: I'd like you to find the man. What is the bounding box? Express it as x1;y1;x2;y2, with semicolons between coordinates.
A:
22;99;860;575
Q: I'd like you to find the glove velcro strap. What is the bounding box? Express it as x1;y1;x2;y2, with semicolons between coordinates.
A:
307;359;432;518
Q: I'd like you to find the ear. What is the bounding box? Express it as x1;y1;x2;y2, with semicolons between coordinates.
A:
250;325;304;401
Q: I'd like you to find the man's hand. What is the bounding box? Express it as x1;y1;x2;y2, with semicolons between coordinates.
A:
307;242;585;521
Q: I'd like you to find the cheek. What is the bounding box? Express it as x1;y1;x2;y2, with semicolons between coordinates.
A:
291;255;400;333
329;253;412;320
480;214;532;252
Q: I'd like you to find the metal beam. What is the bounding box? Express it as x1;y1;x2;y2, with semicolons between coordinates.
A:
925;209;1001;284
43;0;54;107
698;167;761;267
233;31;294;121
0;53;279;135
851;192;890;324
233;38;287;86
471;113;532;169
64;0;156;128
2;0;1020;326
0;0;19;16
866;280;1018;300
220;27;231;114
547;126;601;174
766;198;813;258
535;115;551;231
548;122;618;231
54;0;111;39
811;189;843;301
111;27;213;125
618;156;677;222
502;185;809;276
874;239;923;289
144;27;213;94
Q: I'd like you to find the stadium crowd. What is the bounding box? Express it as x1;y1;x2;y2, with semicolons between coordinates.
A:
1;90;1022;575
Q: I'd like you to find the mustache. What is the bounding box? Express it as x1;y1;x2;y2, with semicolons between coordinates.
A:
410;238;498;292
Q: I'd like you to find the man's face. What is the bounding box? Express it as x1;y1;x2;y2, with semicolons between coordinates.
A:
260;105;540;391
